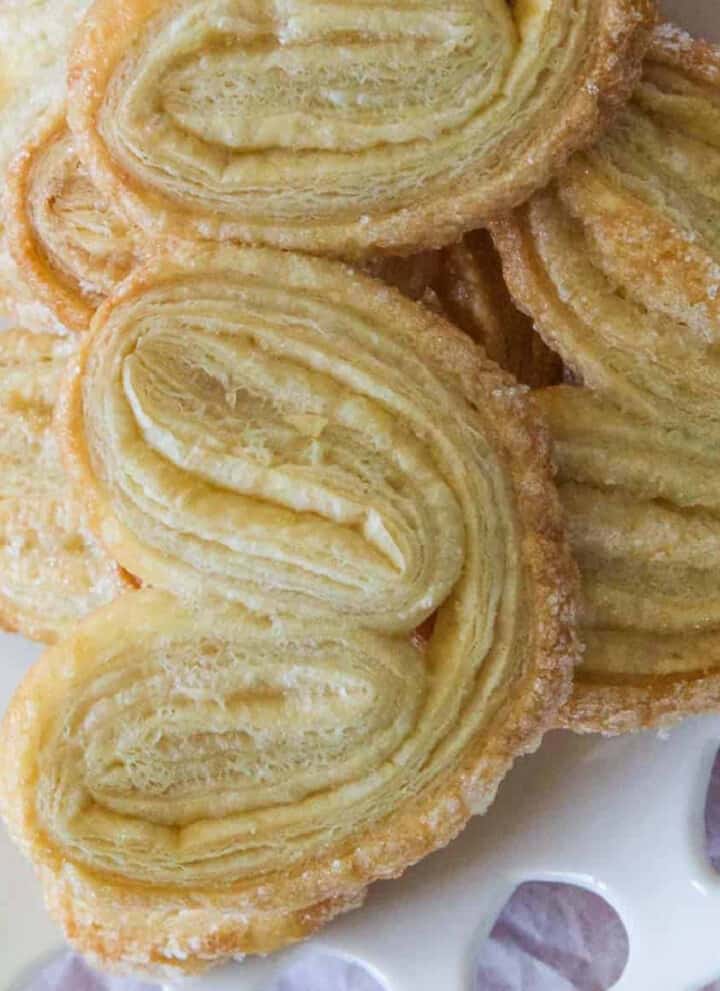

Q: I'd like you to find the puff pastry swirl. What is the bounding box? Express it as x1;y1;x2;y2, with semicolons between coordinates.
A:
538;387;720;734
0;0;93;330
492;26;720;732
67;0;653;256
493;25;720;436
0;330;128;642
2;247;578;975
4;112;138;333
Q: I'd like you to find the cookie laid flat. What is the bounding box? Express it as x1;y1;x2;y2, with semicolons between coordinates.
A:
0;330;129;642
67;0;653;257
0;0;93;331
1;246;579;977
537;386;720;734
492;24;720;437
368;231;562;388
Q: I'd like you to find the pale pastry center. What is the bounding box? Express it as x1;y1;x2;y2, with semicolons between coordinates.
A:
98;0;597;222
38;261;531;885
530;59;720;430
38;620;434;880
29;130;136;301
541;391;720;682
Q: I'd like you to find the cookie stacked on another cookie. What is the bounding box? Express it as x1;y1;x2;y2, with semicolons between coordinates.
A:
8;0;720;981
3;246;579;975
493;25;720;733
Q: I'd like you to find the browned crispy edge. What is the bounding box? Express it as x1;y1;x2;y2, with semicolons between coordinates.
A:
66;0;656;257
559;672;720;735
4;109;94;333
491;23;720;733
0;245;584;976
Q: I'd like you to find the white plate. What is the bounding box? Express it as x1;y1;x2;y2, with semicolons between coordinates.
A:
1;2;719;989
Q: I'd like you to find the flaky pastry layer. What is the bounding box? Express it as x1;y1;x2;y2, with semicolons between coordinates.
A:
492;24;720;732
0;330;128;642
0;0;93;330
0;246;580;975
538;387;720;734
5;112;139;333
67;0;653;256
493;24;720;437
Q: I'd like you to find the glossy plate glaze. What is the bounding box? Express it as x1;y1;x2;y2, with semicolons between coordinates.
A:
1;2;719;988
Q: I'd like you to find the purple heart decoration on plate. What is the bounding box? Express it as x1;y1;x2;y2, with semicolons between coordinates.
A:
268;951;385;991
11;953;157;991
474;881;629;991
705;747;720;874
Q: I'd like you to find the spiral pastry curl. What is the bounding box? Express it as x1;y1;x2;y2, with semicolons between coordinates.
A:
538;387;720;734
5;112;139;333
67;0;653;257
0;0;93;330
491;26;720;732
493;25;720;437
2;246;578;975
0;330;128;642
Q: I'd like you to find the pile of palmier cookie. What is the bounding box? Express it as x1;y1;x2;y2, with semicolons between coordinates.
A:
0;0;717;979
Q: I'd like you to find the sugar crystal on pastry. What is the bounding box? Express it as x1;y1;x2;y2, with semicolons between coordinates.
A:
67;0;654;256
492;25;720;732
1;247;579;976
0;330;129;642
5;112;139;333
537;387;720;734
0;0;93;330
